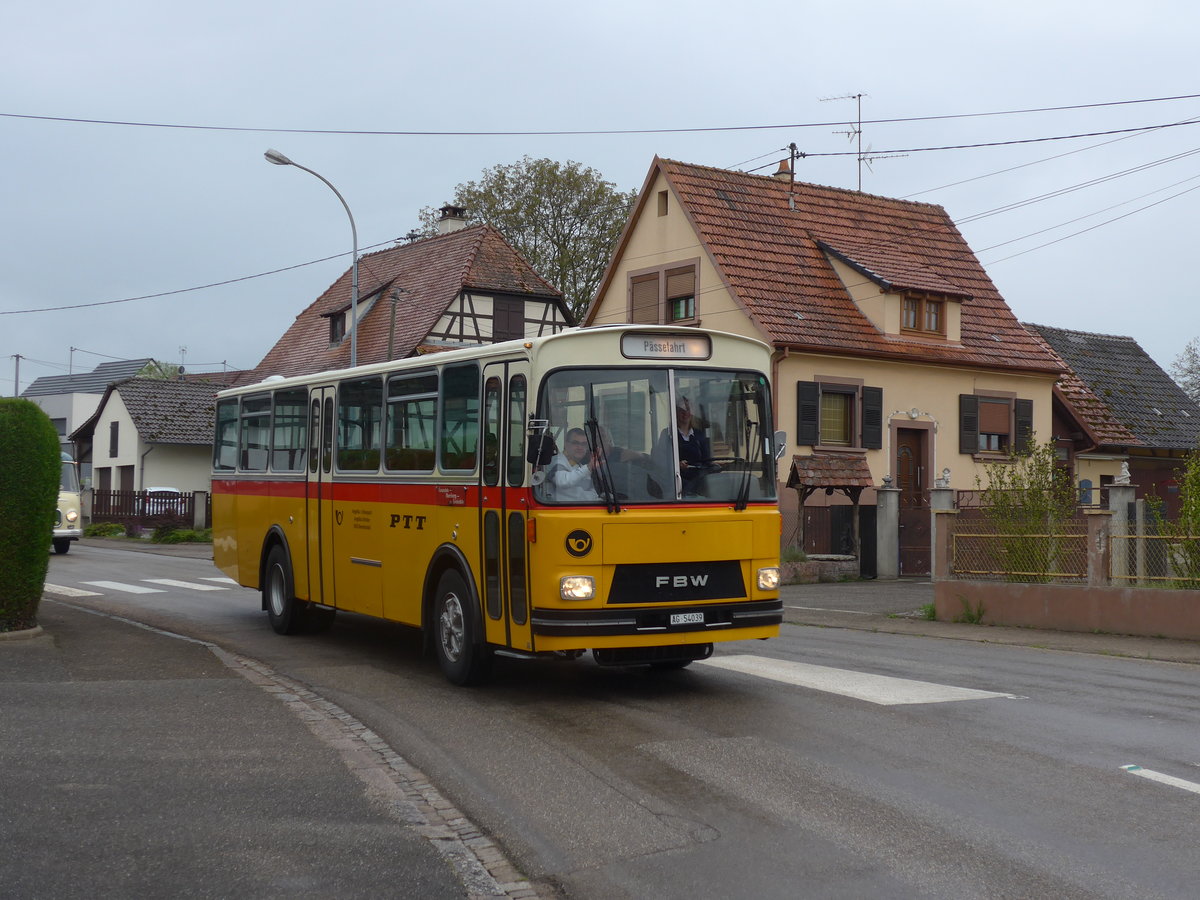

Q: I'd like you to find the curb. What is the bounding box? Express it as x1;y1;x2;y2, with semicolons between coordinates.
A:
0;624;44;642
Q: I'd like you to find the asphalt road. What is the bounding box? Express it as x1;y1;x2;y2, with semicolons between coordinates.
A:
16;540;1200;899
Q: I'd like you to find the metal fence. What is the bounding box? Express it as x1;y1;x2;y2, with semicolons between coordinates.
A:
948;518;1090;583
1110;532;1200;588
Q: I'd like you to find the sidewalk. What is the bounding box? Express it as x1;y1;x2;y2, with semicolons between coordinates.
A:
0;599;527;899
780;579;1200;666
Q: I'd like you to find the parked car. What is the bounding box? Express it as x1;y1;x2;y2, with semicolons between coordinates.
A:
141;487;186;516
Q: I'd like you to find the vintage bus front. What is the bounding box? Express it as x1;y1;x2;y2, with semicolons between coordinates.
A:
523;328;783;667
54;451;83;555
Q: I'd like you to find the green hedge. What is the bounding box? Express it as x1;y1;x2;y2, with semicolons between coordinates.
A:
0;399;60;631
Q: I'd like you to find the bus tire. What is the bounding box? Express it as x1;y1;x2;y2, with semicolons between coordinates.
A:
53;539;71;555
264;545;303;635
433;570;492;686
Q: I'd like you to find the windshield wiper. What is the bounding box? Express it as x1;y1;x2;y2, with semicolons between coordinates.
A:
736;417;762;511
585;416;621;514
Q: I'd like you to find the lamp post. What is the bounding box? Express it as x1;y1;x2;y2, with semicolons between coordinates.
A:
264;148;360;367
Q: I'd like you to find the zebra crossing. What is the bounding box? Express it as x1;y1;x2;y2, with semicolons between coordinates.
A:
44;575;237;598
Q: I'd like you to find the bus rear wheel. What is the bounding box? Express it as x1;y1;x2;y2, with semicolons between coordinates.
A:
264;545;303;635
433;570;492;686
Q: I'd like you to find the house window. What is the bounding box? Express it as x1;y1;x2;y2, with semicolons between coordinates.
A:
797;382;882;449
657;190;668;216
819;391;853;446
492;297;525;342
627;261;699;324
959;394;1033;455
109;421;119;458
901;294;945;336
329;311;346;344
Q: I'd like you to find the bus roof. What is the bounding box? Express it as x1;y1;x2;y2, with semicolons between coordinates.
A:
219;325;772;398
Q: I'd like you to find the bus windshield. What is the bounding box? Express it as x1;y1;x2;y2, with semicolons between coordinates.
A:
60;457;79;492
532;367;777;505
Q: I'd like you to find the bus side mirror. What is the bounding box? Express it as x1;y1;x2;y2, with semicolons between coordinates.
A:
773;431;787;460
527;433;557;466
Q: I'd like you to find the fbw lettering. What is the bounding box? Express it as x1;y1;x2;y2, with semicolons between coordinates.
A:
656;574;710;588
389;514;427;530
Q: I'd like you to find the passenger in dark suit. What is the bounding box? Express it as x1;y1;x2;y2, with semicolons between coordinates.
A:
656;396;717;494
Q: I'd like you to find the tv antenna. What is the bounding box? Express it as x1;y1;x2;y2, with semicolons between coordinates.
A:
819;92;906;191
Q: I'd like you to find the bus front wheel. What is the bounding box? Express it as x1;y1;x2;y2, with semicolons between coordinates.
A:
433;570;492;686
53;539;71;555
264;546;303;635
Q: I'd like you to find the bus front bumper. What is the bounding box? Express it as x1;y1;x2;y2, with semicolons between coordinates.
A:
531;598;782;639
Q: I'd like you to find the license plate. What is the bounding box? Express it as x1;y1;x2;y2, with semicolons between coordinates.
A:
670;612;705;626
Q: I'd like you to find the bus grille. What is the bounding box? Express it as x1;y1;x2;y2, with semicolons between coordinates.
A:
607;560;745;603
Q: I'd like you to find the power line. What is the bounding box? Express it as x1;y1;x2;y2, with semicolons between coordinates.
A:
5;92;1200;137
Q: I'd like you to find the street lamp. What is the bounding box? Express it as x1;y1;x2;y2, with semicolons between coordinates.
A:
264;148;360;367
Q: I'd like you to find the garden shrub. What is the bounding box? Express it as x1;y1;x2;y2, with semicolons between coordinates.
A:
0;399;61;631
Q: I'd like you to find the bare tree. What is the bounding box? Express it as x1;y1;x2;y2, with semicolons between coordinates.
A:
419;157;636;320
1171;337;1200;403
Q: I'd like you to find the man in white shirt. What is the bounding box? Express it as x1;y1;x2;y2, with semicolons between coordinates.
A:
548;428;600;502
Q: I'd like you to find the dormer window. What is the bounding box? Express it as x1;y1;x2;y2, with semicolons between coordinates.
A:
329;311;347;343
902;294;945;336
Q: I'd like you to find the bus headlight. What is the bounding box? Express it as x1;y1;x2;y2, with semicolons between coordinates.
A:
757;567;781;591
560;576;595;601
65;509;79;523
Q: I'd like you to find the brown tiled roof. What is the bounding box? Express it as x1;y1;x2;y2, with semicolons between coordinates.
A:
786;451;874;489
603;158;1061;374
252;225;565;379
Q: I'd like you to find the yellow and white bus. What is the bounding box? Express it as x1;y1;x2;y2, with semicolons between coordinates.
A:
212;326;784;684
54;451;82;555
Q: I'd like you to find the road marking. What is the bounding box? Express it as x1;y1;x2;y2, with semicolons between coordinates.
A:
81;581;166;594
1120;765;1200;796
201;576;238;585
143;578;227;591
697;654;1019;705
43;583;103;598
786;605;873;615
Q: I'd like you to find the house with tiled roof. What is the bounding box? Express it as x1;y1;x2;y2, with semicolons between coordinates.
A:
70;377;224;495
251;209;572;381
22;358;155;456
585;157;1065;574
1025;323;1200;514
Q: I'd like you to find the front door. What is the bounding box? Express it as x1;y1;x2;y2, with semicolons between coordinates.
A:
479;361;534;652
306;386;336;606
896;427;931;576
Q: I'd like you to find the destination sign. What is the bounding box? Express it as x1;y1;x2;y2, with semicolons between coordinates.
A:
620;332;712;360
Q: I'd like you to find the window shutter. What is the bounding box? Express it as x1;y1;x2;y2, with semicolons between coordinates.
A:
630;274;659;324
959;394;979;454
665;266;695;299
861;386;883;449
1014;398;1034;453
797;381;819;446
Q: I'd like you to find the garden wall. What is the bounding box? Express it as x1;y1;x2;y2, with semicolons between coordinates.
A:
934;581;1200;641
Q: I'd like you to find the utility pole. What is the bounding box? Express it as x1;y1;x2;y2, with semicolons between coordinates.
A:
12;354;20;397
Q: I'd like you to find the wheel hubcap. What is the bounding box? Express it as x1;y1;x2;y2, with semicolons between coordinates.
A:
439;593;465;662
268;564;285;617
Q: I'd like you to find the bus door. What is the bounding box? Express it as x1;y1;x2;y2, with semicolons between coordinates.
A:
479;361;534;653
307;386;337;608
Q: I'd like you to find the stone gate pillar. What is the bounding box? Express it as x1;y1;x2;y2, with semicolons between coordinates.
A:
875;480;900;580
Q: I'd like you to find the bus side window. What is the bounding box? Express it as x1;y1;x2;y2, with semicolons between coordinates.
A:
337;376;383;471
271;388;308;472
440;363;479;471
214;399;239;471
239;394;271;472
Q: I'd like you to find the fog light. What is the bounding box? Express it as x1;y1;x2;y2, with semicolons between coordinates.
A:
757;567;780;591
65;509;79;523
560;575;595;601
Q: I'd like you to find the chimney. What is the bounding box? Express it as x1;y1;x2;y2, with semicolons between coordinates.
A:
773;159;793;181
437;204;469;234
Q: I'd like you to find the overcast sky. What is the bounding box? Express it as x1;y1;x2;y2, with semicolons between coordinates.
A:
4;0;1198;394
